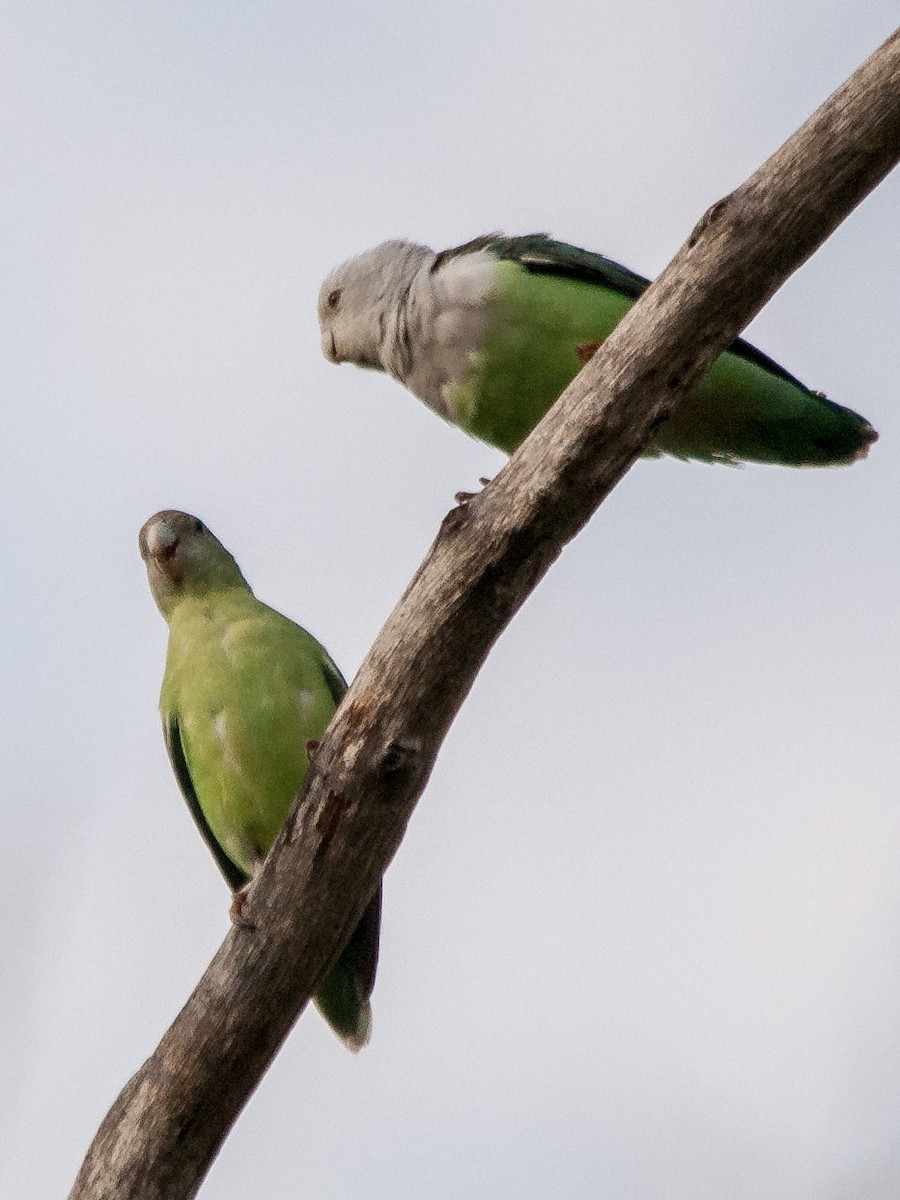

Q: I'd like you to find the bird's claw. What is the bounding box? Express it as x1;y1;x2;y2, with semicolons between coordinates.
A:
454;477;494;506
229;883;256;930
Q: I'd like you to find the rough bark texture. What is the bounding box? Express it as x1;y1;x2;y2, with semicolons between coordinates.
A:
71;28;900;1200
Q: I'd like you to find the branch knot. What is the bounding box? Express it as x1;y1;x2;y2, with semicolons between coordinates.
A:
378;736;422;780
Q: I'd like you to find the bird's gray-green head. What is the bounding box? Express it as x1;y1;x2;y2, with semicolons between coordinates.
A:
318;239;434;374
139;510;249;621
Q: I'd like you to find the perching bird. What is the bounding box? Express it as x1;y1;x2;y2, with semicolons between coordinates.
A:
140;509;379;1051
318;233;876;467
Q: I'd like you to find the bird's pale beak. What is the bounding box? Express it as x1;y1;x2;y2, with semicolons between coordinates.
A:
143;520;179;561
322;330;340;363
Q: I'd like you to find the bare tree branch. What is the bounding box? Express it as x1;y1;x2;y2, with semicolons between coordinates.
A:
71;28;900;1200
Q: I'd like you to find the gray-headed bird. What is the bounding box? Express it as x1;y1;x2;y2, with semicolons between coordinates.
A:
140;509;379;1051
319;233;876;468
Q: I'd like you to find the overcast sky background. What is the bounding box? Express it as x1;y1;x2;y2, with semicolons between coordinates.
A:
4;5;900;1197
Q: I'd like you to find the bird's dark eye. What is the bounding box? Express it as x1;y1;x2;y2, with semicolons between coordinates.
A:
327;288;342;310
193;519;205;533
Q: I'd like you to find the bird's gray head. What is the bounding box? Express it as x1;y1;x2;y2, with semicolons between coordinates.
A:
140;510;248;619
318;240;433;372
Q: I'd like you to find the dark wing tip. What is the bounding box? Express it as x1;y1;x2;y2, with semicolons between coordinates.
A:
164;716;248;892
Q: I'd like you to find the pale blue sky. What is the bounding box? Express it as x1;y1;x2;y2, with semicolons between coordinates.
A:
3;4;900;1197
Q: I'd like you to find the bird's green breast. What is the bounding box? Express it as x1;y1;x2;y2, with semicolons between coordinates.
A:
160;590;338;877
444;261;632;452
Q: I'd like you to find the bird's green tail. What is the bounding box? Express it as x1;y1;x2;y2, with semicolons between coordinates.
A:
315;960;372;1052
313;886;381;1052
654;347;878;466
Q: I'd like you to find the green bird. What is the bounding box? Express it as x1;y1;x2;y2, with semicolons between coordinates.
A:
140;509;379;1052
318;233;876;467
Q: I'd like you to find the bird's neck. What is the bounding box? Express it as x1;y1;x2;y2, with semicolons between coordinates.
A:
381;247;497;419
378;247;435;383
162;582;255;627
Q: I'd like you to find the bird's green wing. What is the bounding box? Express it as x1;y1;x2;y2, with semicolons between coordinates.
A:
435;232;651;300
319;652;348;708
439;233;874;465
163;714;248;891
447;232;811;391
